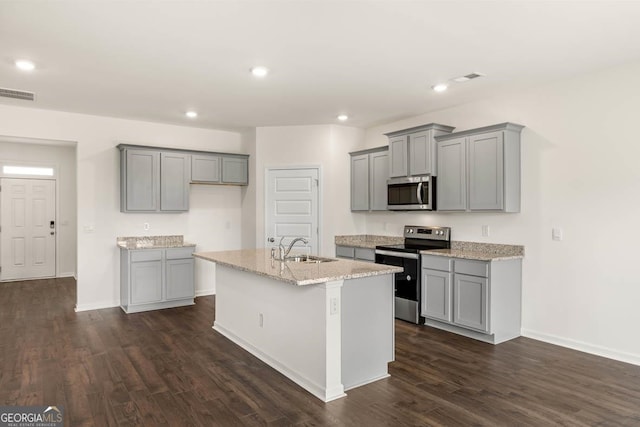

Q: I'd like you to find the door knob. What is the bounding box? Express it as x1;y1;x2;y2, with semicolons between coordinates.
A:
268;237;275;243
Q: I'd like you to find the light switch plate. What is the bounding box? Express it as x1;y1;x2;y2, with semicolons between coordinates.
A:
552;227;563;241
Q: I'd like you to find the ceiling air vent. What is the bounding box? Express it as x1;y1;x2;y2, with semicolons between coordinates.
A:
452;72;485;83
0;87;35;101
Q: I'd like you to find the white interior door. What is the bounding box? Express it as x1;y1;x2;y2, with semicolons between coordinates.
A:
0;178;56;281
265;168;319;255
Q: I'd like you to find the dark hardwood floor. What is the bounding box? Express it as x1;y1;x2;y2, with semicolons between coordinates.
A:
1;278;640;426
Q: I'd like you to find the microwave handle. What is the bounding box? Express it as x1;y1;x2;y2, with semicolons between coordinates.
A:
416;182;424;204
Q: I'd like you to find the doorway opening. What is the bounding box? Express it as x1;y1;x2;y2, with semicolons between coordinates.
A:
0;136;77;283
264;167;321;255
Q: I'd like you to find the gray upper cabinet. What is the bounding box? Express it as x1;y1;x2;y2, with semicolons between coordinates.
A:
120;147;189;213
436;137;467;211
123;149;160;212
191;154;221;183
221;156;249;185
350;146;388;212
385;124;455;178
119;144;250;213
388;135;408;177
469;131;504;211
351;153;369;211
435;123;524;213
160;152;190;211
409;130;433;176
369;149;389;210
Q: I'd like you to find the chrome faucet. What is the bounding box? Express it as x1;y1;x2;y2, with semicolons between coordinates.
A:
278;236;309;259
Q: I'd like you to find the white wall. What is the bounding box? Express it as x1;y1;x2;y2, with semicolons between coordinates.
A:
0;140;77;277
359;60;640;364
0;104;245;310
254;125;364;256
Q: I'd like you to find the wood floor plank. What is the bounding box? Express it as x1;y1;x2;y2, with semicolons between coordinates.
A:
2;278;640;426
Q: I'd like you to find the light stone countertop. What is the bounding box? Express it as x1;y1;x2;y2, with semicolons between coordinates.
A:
334;235;404;249
335;235;524;261
422;241;524;261
117;235;195;250
193;248;403;286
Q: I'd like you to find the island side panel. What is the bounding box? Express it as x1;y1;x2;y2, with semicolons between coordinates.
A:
341;274;395;390
213;264;345;402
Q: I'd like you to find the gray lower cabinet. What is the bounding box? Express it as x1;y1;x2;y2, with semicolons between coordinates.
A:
120;147;190;213
422;268;453;323
335;245;376;262
350;146;388;211
421;254;521;344
385;124;455;178
435;122;524;212
120;246;195;313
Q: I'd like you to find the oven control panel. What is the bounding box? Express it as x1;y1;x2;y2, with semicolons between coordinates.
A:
404;225;451;241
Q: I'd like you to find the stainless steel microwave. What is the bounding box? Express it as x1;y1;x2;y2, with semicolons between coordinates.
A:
387;175;436;211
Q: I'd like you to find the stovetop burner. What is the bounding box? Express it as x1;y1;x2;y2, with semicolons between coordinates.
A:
376;225;451;253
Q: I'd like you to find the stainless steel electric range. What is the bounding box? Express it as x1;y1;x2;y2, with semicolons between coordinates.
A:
375;225;451;324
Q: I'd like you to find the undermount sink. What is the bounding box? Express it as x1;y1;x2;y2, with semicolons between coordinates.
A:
285;255;337;264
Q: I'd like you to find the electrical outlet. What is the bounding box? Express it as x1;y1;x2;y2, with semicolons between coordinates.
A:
330;297;339;315
143;222;150;231
482;225;490;237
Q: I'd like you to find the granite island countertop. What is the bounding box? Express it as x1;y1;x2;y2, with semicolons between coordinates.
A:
193;248;403;286
335;235;524;261
117;235;195;250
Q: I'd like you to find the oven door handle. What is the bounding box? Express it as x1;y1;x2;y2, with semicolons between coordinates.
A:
416;182;424;205
375;249;419;260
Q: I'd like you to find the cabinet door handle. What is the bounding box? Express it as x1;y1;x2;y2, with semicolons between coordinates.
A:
268;237;275;243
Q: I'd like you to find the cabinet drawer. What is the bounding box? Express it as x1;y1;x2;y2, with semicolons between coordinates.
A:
454;259;489;277
166;247;195;260
336;246;355;258
130;250;163;262
422;255;452;271
354;248;375;262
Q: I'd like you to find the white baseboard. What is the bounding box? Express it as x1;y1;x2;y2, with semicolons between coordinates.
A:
195;288;215;297
75;300;120;312
521;328;640;367
57;272;76;279
213;322;346;402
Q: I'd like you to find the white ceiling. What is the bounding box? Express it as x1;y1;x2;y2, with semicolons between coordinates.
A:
2;1;640;131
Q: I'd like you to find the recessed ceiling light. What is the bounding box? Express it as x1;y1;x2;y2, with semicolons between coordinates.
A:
250;66;269;78
432;83;448;93
185;111;198;118
15;59;35;71
337;114;349;121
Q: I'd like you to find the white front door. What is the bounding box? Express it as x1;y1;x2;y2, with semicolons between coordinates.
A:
0;178;56;281
265;168;319;255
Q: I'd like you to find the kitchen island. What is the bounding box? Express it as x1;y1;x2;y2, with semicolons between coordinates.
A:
193;249;402;402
